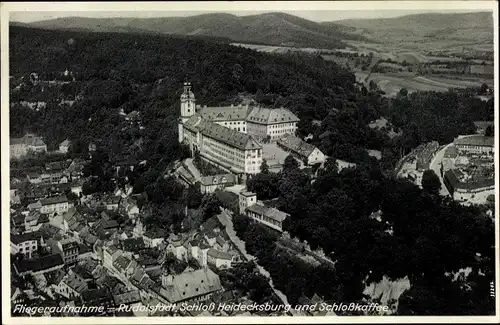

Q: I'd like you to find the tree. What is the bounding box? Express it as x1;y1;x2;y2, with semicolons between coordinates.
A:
399;88;409;97
421;170;441;195
480;83;489;94
260;159;270;174
200;193;222;221
485;125;494;137
283;155;299;173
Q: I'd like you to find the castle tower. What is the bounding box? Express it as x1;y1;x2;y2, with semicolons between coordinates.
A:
179;82;196;144
238;190;257;215
180;82;196;123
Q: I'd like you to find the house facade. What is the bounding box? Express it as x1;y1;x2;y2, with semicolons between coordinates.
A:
199;174;237;194
277;134;326;165
11;232;40;258
10;133;47;159
454;136;494;155
238;190;288;232
40;195;70;215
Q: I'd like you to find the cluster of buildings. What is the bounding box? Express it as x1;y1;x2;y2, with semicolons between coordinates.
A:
398;134;495;207
398;141;440;186
10;133;48;159
10;133;73;159
238;191;289;232
10;195;264;317
9;149;275;316
442;135;495;206
178;82;327;178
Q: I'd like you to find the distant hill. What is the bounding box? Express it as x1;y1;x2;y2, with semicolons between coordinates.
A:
328;11;493;46
19;12;367;49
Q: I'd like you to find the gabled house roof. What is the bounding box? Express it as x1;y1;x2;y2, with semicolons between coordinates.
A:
13;254;64;275
278;134;319;158
159;268;222;303
184;115;261;151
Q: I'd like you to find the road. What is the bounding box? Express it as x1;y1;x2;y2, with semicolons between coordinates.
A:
184;158;202;182
216;209;296;314
429;143;453;196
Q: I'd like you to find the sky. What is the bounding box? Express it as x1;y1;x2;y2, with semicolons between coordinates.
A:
10;9;488;23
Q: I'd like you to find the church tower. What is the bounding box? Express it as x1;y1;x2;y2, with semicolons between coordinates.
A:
178;81;196;144
180;81;196;123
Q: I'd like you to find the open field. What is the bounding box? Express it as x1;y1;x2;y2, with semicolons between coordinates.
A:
231;43;330;54
357;72;493;97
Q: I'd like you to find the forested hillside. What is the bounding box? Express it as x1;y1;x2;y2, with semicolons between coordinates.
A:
9;25;380;165
25;12;365;49
10;25;491;170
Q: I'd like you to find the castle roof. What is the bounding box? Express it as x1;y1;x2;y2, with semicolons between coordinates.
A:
198;105;249;122
200;174;236;186
246;107;299;125
246;203;288;222
454;136;494;148
278;134;319;158
184;115;261;151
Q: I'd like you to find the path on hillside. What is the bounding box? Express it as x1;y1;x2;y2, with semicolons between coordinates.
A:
184;158;202;182
216;209;296;315
429;143;453;197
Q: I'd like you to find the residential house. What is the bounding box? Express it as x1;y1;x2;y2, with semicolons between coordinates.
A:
27;172;42;184
40;195;70;215
197;242;211;267
121;197;140;219
239;191;288;232
49;237;80;265
113;290;142;308
444;169;495;204
215;235;230;252
112;255;138;284
277;134;326;165
77;243;93;261
11;232;41;258
133;219;145;238
66;158;87;180
59;139;71;154
207;249;234;269
54;271;89;299
71;179;84;197
24;211;43;232
143;228;166;248
159;268;223;304
105;196;121;211
166;236;188;261
10;133;47;159
415;141;439;171
102;245;123;270
79;288;115;316
122;237;145;253
199;174;237;194
13;254;64;277
473;121;494;135
454;136;494;155
10;184;21;205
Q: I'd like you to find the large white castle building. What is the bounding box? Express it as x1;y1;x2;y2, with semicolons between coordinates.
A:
178;82;300;176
